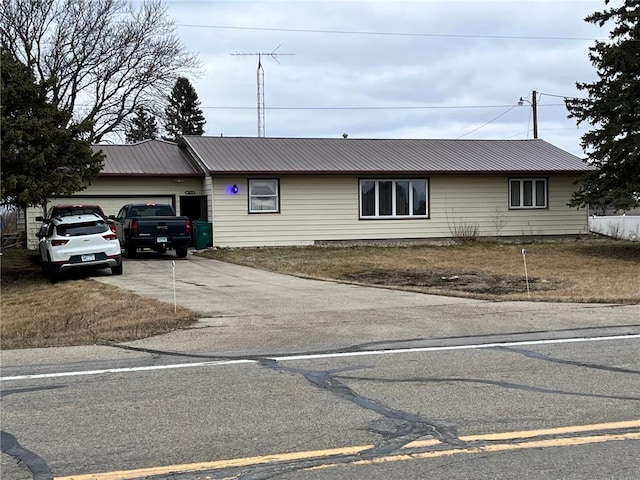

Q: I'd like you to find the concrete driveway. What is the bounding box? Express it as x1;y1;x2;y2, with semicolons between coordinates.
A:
87;254;640;357
3;252;639;369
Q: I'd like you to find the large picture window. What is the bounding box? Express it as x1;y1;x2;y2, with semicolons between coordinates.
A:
360;179;429;218
509;178;547;209
249;179;279;213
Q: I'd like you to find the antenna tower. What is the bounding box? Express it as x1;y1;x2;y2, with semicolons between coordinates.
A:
231;45;294;137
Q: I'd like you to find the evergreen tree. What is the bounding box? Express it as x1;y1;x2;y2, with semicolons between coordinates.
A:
1;48;103;209
565;0;640;211
125;107;159;143
163;77;206;142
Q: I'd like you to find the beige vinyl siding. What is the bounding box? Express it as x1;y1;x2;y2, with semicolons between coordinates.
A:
212;175;588;247
432;176;587;237
25;177;204;249
203;176;215;235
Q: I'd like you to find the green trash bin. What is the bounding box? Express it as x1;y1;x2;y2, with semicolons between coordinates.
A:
193;220;213;249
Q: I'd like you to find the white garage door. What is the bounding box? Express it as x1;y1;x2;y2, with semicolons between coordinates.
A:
50;196;174;218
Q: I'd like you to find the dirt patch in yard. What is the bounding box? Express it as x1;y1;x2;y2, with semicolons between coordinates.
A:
341;270;561;296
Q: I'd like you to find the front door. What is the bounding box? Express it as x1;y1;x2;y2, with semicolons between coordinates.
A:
180;195;207;222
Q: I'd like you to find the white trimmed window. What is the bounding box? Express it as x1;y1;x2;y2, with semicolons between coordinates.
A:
360;179;428;218
249;179;279;213
509;178;547;209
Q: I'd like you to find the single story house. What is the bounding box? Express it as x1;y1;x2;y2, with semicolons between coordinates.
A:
24;136;592;249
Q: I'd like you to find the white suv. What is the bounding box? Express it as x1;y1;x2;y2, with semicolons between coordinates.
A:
38;213;123;283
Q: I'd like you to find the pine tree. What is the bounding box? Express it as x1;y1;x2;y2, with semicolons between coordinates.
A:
125;107;159;143
163;77;206;142
1;48;103;209
565;0;640;212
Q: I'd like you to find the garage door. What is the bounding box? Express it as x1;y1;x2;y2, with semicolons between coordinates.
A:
50;196;174;218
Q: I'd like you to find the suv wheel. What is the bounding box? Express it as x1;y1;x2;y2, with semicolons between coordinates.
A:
111;258;123;275
48;257;60;284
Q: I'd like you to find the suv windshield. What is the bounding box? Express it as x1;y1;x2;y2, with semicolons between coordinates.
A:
56;221;109;237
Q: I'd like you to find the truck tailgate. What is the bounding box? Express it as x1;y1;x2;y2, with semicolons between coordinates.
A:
135;217;190;237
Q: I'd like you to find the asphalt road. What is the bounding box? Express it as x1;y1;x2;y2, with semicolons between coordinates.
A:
2;254;639;479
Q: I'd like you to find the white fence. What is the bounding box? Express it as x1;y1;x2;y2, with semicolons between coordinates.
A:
589;215;640;241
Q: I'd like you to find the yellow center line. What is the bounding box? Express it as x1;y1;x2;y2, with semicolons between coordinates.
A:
347;432;640;467
407;418;640;448
56;420;640;480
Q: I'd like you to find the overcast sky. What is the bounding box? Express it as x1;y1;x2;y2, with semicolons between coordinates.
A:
162;0;608;156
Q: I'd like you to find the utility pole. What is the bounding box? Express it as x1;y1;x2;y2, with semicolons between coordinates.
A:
532;90;538;139
519;90;539;139
231;45;294;137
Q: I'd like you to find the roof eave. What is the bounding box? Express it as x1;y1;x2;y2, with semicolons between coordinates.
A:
206;169;592;176
98;172;205;178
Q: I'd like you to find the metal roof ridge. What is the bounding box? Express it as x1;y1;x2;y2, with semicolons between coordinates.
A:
185;135;548;142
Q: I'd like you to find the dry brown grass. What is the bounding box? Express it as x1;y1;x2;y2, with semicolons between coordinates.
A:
196;239;640;303
1;250;199;350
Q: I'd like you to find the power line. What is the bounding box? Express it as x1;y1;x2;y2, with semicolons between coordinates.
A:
506;126;586;139
1;101;569;110
196;103;566;111
457;104;519;139
175;23;603;41
539;92;583;101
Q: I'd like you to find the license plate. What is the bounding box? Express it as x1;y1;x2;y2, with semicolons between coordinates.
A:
81;254;95;262
157;237;168;243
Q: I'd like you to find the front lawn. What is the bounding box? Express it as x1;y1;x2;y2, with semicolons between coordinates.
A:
196;239;640;303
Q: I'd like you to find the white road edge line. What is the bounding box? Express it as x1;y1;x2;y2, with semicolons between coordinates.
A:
2;333;639;382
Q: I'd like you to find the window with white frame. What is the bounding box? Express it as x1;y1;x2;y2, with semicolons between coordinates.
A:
360;179;429;218
509;178;547;209
249;179;279;213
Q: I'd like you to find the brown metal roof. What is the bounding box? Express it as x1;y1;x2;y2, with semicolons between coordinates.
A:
93;140;203;176
181;136;591;175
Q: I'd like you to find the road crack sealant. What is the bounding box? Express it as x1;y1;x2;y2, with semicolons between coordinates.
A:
335;374;640;402
1;386;66;480
72;332;638;479
0;431;53;480
147;359;467;480
495;346;640;375
257;359;464;453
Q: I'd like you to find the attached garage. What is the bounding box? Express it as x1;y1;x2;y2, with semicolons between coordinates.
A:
24;140;207;250
43;196;175;218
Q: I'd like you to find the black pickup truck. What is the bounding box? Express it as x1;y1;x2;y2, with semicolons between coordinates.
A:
111;203;191;258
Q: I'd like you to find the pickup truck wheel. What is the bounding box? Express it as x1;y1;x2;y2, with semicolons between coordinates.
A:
176;246;188;258
125;242;136;258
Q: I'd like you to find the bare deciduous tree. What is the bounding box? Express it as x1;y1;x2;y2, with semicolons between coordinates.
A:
1;0;200;143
